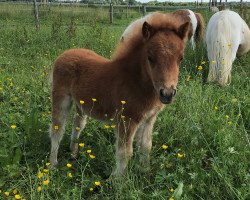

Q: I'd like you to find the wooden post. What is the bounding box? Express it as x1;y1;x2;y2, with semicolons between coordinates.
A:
142;5;146;16
109;3;113;24
33;0;40;30
240;0;243;16
126;5;128;18
209;0;212;10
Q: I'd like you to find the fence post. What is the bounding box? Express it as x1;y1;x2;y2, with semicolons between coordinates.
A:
109;3;113;24
33;0;40;30
126;5;128;18
142;5;146;16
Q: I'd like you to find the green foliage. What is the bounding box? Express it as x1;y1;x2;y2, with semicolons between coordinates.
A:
0;3;249;200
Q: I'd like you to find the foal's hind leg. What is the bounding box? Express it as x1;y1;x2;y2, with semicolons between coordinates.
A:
49;94;72;166
135;115;156;169
70;107;87;159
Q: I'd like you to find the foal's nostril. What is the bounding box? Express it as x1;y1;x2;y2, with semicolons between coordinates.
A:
160;89;165;98
172;89;176;97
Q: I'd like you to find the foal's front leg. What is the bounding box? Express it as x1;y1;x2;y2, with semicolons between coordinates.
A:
135;115;157;168
113;121;138;175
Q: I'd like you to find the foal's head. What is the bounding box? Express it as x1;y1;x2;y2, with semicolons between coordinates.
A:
142;21;190;104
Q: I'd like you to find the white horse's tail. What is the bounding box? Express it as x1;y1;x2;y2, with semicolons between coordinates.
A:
207;17;234;86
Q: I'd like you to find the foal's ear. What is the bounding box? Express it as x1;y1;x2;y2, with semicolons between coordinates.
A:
177;22;191;41
142;21;155;40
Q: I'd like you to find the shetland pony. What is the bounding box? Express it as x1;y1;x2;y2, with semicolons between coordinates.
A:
119;10;205;51
206;10;250;86
49;13;191;175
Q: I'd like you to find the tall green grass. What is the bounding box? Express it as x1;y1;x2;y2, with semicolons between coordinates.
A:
0;3;249;200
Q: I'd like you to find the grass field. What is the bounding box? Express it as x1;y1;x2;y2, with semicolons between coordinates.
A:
0;3;249;200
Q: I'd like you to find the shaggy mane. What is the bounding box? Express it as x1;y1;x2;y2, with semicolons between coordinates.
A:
112;12;183;60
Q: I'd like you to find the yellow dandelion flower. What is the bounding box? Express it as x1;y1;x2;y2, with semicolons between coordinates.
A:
92;98;97;102
54;125;59;130
89;187;94;191
169;197;174;200
104;125;110;129
225;115;229;119
15;194;21;199
211;60;216;64
43;179;50;186
197;66;203;70
177;153;184;158
111;125;116;128
79;143;85;147
66;163;72;168
162;144;169;150
43;169;49;173
45;162;50;167
89;154;96;159
169;188;174;192
214;106;218;110
121;100;126;105
94;181;101;186
4;191;10;196
10;124;17;129
13;189;17;194
75;127;81;131
231;98;237;103
186;75;191;81
87;149;92;153
228;121;232;125
37;171;44;179
37;186;42;192
67;172;73;178
80;100;85;104
201;61;206;65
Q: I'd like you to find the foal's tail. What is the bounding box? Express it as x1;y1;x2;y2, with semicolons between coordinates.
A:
194;13;205;43
206;17;234;86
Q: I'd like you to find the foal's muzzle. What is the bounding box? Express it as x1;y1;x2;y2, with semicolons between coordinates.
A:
159;88;176;104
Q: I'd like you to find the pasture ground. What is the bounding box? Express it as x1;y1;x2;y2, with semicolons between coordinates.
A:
0;3;249;200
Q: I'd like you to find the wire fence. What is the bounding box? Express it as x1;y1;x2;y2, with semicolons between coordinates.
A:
0;1;248;28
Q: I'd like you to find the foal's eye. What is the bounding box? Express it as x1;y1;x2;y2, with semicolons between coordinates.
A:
148;56;155;66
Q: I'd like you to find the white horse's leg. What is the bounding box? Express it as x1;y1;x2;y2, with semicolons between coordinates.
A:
49;94;72;166
135;115;156;168
70;107;87;158
113;122;138;175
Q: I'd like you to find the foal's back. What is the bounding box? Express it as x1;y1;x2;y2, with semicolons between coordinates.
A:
52;48;110;88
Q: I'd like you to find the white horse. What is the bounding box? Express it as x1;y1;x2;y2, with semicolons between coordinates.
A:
206;10;250;86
